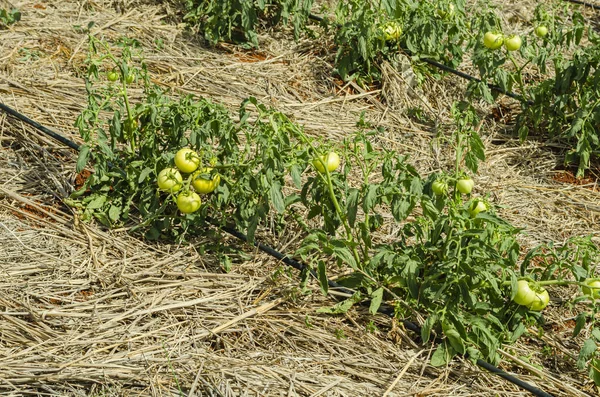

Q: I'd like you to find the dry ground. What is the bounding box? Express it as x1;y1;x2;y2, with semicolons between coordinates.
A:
0;0;599;396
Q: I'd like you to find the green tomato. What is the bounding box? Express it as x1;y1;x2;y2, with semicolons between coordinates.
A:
483;32;504;50
582;279;600;299
382;22;402;41
313;152;340;173
157;168;183;192
469;199;487;217
432;180;447;195
176;191;202;214
125;72;135;84
436;3;455;19
174;148;200;174
192;167;221;194
504;35;522;51
534;26;548;38
513;280;537;306
456;178;474;194
530;288;550;311
107;71;119;82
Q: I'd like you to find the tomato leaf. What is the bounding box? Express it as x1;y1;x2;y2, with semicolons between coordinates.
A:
430;343;452;367
269;181;285;213
317;260;328;296
138;167;152;184
316;299;354;314
76;145;90;172
368;287;383;315
577;338;597;370
346;188;359;227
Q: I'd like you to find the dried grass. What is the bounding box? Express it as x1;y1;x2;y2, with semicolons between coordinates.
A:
0;0;599;395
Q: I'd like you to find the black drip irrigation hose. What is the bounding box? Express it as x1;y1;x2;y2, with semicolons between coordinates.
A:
0;102;555;397
565;0;600;11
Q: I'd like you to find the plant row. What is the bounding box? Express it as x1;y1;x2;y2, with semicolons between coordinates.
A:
69;37;600;386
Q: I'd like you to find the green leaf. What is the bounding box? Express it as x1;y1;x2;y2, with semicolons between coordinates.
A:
76;145;90;172
86;195;107;210
317;299;354;314
573;313;587;338
421;313;438;343
108;205;121;222
589;359;600;386
138;167;152;184
290;165;302;189
269;181;285;213
347;188;359;227
577;338;597;370
369;287;383;315
430;343;452;367
362;184;378;213
332;241;358;270
317;260;328;296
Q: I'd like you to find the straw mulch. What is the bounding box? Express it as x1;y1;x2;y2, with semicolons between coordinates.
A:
0;0;599;395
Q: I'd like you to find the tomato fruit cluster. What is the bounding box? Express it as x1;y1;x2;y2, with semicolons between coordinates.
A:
156;148;222;214
513;280;550;311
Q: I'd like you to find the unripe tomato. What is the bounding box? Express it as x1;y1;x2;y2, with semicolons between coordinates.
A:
469;199;487;217
313;152;340;173
436;3;454;19
174;148;200;174
513;280;536;306
107;71;119;82
382;22;402;41
176;191;202;214
456;178;474;194
157;168;183;192
504;35;522;51
125;72;135;84
483;32;504;50
530;288;550;311
432;180;447;196
582;278;600;299
192;168;220;194
534;26;548;38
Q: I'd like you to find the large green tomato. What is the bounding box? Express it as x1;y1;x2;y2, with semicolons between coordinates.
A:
432;180;447;195
174;148;200;174
582;279;600;299
534;26;548;38
157;168;183;192
176;191;202;214
504;35;522;52
513;280;536;306
530;288;550;311
192;168;220;194
456;178;474;194
313;152;340;173
483;32;504;50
